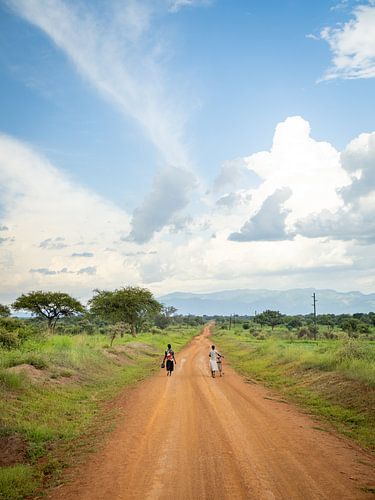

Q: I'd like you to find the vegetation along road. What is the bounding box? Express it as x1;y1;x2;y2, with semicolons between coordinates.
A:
50;326;375;500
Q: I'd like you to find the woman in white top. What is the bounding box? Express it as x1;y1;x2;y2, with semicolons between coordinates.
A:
209;345;219;378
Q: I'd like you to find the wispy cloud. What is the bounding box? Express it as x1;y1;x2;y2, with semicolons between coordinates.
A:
319;3;375;80
7;0;202;241
168;0;212;13
7;0;189;165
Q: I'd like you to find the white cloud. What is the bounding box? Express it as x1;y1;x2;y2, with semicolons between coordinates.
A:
1;116;375;301
127;166;196;243
296;131;375;243
213;158;261;193
320;3;375;80
241;116;350;225
341;131;375;201
0;134;136;299
229;188;293;242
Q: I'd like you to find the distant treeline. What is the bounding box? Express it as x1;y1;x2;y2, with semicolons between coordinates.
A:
1;286;374;349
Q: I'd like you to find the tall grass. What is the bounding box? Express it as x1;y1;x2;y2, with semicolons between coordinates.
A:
213;328;375;450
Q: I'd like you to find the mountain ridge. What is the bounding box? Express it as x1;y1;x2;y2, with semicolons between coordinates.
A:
158;288;375;315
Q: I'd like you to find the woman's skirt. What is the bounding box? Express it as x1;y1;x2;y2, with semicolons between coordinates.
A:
166;359;174;372
209;359;218;372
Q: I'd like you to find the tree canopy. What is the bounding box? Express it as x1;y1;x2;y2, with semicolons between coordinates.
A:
88;286;162;336
0;304;11;317
12;291;84;333
254;310;284;330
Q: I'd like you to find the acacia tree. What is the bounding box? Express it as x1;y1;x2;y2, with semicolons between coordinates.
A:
154;305;178;329
12;291;85;334
254;310;284;330
89;286;162;336
0;304;10;317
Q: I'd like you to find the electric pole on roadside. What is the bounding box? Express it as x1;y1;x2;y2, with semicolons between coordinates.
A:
312;292;317;340
229;314;232;330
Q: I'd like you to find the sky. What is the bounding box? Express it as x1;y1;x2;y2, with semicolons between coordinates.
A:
0;0;375;303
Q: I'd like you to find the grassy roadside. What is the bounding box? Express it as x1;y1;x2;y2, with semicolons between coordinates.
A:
0;326;198;499
213;327;375;452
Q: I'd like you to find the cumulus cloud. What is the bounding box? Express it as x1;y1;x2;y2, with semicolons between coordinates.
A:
296;205;375;243
229;188;293;242
0;225;8;231
216;192;252;209
127;166;196;243
340;131;375;201
213;158;261;193
1;116;374;300
296;131;375;243
71;252;94;258
320;3;375;80
243;116;350;223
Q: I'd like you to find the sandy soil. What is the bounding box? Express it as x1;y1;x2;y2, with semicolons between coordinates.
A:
50;327;375;499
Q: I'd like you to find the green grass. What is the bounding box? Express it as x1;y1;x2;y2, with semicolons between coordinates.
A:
213;327;375;451
0;326;198;499
0;465;39;500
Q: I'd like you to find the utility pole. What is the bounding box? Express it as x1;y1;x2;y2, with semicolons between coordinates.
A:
229;314;232;330
312;292;317;340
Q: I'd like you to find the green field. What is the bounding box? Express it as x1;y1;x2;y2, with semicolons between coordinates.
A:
213;326;375;452
0;326;198;500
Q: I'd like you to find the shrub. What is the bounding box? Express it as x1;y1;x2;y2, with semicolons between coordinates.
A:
334;338;373;363
297;327;313;339
150;327;164;335
242;323;250;330
0;328;20;349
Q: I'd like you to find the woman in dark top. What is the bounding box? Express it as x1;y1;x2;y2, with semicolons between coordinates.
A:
162;343;176;376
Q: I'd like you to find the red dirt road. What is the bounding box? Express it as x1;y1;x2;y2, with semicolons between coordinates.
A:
50;327;375;499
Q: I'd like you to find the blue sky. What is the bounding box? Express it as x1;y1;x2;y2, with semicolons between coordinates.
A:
0;0;374;302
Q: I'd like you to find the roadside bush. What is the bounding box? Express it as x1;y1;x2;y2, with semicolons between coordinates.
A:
242;322;250;330
334;338;373;363
297;327;313;339
150;327;164;335
0;328;20;349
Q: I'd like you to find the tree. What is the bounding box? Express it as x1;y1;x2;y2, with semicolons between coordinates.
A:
0;304;10;317
339;317;359;335
285;316;303;330
12;291;84;334
89;286;162;336
154;305;178;330
254;310;284;330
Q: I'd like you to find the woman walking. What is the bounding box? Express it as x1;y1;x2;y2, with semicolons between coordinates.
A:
162;343;176;376
209;345;219;378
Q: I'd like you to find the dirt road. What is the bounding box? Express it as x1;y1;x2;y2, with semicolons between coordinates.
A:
51;327;375;499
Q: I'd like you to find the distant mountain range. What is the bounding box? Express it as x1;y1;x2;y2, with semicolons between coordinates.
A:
158;289;375;316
